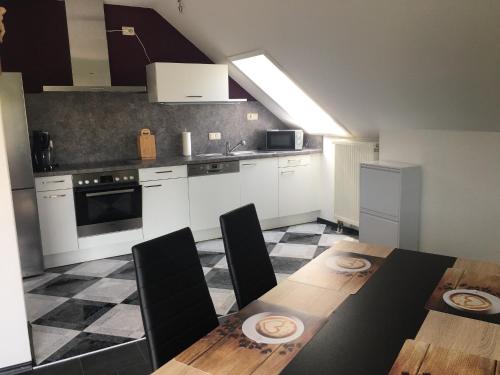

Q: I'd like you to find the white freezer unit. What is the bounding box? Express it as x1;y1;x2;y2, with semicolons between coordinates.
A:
359;161;421;250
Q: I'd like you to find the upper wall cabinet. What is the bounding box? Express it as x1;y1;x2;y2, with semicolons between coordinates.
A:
147;63;230;103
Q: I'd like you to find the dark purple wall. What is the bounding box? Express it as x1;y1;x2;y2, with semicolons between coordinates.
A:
0;1;253;99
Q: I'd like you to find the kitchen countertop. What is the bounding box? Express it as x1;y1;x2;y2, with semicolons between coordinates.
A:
33;149;323;177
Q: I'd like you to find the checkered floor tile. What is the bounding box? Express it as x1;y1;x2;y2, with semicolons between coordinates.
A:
24;221;357;365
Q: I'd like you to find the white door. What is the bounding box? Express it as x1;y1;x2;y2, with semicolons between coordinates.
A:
189;172;241;231
359;211;399;247
36;189;79;255
240;158;279;220
142;178;190;240
279;165;315;217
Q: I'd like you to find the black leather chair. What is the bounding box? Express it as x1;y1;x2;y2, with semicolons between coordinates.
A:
220;204;277;309
132;227;219;370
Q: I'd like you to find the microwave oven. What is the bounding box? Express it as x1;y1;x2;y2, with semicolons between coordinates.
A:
266;130;304;151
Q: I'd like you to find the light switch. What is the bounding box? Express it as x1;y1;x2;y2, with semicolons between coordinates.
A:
209;132;222;140
247;113;259;121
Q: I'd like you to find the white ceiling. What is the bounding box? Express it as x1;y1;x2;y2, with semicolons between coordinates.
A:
108;0;500;137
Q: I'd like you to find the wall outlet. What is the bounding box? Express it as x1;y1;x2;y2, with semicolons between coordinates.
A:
247;113;259;121
208;132;222;140
122;26;136;36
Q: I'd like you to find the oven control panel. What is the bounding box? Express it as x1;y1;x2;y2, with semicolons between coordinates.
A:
73;169;139;187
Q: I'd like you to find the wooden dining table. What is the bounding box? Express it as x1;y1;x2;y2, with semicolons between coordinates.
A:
153;241;500;375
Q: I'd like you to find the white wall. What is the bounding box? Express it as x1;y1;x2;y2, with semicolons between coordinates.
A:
0;99;32;369
380;129;500;262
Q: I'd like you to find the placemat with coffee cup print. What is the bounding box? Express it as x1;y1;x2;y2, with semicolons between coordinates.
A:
288;248;385;294
177;300;328;375
389;339;498;375
425;267;500;324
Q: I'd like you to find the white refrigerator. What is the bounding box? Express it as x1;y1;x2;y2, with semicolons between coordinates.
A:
0;73;44;277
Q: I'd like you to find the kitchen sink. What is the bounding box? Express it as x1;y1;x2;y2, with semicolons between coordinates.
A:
228;150;258;156
195;153;224;157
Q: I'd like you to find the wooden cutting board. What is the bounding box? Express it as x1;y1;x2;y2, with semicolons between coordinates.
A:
137;128;156;160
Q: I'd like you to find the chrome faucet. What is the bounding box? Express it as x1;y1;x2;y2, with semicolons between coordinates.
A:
225;139;247;156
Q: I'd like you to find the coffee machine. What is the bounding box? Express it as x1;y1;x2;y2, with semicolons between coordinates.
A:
32;131;56;172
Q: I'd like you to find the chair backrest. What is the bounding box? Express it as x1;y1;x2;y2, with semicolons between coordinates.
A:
132;227;219;370
220;204;277;309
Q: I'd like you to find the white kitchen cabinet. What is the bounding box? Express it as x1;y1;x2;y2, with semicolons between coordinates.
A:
147;63;229;103
240;158;279;220
278;154;320;217
142;178;190;240
279;165;313;217
36;188;79;255
359;161;421;250
188;172;241;231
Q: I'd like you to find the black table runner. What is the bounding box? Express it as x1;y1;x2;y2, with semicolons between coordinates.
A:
282;249;456;375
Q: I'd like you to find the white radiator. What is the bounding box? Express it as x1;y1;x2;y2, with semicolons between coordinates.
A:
334;142;378;227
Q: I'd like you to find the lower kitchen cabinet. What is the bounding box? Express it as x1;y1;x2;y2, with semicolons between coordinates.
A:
188;172;241;231
36;189;79;255
278;155;320;217
240;158;279;220
142;178;190;240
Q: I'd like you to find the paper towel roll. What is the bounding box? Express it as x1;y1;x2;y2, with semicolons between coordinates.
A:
182;131;192;156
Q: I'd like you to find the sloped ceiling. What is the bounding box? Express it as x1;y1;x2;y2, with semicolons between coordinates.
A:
108;0;500;138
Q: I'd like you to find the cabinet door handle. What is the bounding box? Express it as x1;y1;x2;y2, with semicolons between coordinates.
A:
43;194;66;199
241;163;257;166
43;180;65;184
281;170;295;175
144;184;162;188
186;95;203;98
155;170;173;174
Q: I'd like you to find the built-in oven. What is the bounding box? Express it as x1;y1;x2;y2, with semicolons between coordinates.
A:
73;169;142;237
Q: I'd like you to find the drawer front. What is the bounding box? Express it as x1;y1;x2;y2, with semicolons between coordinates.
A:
278;154;311;168
359;212;399;248
35;175;73;192
139;165;187;182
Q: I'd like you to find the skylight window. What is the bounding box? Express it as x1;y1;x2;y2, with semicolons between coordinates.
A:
231;53;349;136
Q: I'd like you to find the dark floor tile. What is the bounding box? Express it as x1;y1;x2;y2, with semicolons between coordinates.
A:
314;246;331;258
34;299;114;331
46;263;83;274
107;262;136;280
270;257;309;274
108;254;134;262
81;340;144;374
197;252;225;268
116;361;151;375
280;232;321;245
135;340;150;364
204;268;233;289
34;358;84;375
30;274;99;298
273;226;289;232
44;333;132;364
122;291;139;305
266;243;276;254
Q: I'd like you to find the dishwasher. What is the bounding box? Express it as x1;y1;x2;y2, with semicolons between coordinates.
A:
188;161;241;231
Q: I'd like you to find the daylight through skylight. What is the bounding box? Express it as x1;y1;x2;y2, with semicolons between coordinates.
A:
231;53;349;136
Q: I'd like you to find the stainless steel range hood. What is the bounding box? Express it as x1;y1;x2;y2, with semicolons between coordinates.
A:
43;0;145;93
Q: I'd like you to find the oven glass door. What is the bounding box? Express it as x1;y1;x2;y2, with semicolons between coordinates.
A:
74;182;142;237
267;131;295;150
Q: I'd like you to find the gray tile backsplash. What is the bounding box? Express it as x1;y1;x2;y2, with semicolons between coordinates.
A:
25;93;322;165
